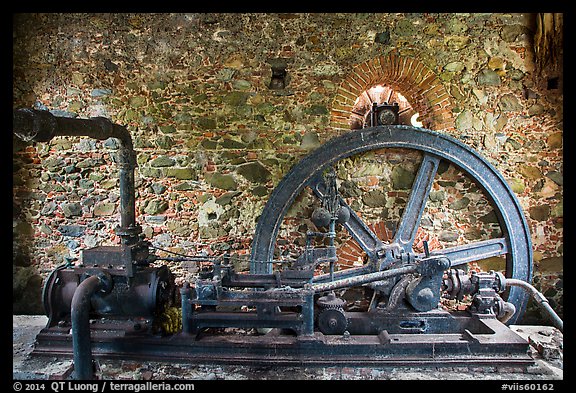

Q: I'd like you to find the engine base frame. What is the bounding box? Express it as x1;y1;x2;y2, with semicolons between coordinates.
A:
32;311;532;368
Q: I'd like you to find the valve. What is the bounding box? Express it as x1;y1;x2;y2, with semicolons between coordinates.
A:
440;269;563;329
442;269;505;301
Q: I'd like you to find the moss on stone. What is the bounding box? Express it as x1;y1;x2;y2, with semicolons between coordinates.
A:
165;167;197;180
206;173;238;190
236;162;271;184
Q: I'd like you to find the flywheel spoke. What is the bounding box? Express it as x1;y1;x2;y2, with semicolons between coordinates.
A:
420;237;509;267
393;153;441;252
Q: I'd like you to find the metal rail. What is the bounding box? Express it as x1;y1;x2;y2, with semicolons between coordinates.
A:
311;264;417;293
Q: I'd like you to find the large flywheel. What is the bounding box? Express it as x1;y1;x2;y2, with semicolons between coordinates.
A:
250;125;532;324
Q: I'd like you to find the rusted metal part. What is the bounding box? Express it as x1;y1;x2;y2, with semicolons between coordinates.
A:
183;277;315;335
32;312;533;368
13;108;141;245
311;264;417;293
71;274;107;380
249;125;533;324
385;274;414;311
82;243;151;277
13;109;180;361
42;264;175;329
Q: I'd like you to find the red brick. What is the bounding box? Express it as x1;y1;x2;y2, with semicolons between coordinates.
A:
397;56;410;80
352;70;370;89
367;58;382;79
412;62;428;84
357;61;372;79
403;59;417;81
428;93;450;106
395;55;406;77
332;102;352;112
334;90;358;102
330;121;351;130
330;112;350;121
419;74;437;89
387;54;398;77
423;82;446;96
344;76;365;93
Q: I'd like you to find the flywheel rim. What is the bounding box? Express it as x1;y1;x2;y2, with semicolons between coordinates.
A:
250;125;533;324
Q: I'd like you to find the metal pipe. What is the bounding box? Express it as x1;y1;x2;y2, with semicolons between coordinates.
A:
311;264;417;293
71;275;105;380
498;301;517;325
505;278;563;332
180;283;193;335
13;108;141;244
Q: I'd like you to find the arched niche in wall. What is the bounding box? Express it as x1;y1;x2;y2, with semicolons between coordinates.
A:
330;53;456;132
350;84;417;129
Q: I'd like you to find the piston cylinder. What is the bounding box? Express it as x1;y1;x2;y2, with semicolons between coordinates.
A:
42;264;175;328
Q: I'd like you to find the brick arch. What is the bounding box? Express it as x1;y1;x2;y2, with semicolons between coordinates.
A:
330;53;456;132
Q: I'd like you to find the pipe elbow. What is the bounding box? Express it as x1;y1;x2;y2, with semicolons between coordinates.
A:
13;108;57;142
505;278;563;333
71;275;104;324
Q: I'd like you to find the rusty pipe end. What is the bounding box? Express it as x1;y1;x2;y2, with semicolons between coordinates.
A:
13;108;57;142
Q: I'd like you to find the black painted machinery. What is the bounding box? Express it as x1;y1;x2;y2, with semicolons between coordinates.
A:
12;108;563;379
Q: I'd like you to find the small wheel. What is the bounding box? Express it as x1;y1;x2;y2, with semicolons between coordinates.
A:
317;308;348;335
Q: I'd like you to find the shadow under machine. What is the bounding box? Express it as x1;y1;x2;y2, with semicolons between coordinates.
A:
13;106;563;379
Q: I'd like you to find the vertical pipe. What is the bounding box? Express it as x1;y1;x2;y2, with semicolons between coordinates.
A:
329;219;336;281
71;275;104;380
180;283;192;335
117;165;138;245
301;292;315;335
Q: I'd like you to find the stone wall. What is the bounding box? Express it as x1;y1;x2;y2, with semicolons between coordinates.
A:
12;13;562;322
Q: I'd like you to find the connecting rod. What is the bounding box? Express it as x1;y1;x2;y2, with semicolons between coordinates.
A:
311;264;417;293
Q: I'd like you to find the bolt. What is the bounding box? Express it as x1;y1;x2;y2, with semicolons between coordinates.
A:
417;288;435;303
423;240;430;257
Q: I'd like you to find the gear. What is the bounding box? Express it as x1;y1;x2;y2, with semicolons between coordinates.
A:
316;291;346;310
317;308;348;335
316;292;348;335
